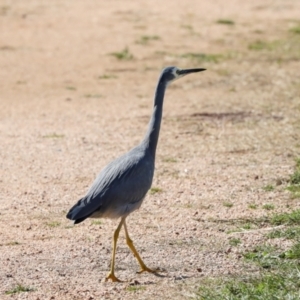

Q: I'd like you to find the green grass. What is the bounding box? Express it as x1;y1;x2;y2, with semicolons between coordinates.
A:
243;245;279;268
290;170;300;185
197;210;300;299
280;242;300;259
216;19;235;25
5;241;20;246
65;86;76;91
286;159;300;198
229;238;241;246
149;187;163;195
290;26;300;34
46;221;61;228
223;201;233;208
181;24;194;31
263;204;275;210
248;40;278;51
197;241;300;299
64;225;73;229
110;47;134;60
136;35;160;45
162;157;177;163
263;184;274;191
247;37;300;62
42;133;65;139
241;223;252;230
248;203;258;209
267;226;300;239
296;158;300;169
181;52;223;63
98;74;117;79
91;220;102;225
127;285;146;292
271;209;300;225
197;271;300;300
5;284;34;295
286;185;300;198
225;213;300;234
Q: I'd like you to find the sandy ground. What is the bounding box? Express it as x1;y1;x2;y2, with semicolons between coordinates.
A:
1;0;300;299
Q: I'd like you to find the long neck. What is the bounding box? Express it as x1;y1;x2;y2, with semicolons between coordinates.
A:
141;78;167;157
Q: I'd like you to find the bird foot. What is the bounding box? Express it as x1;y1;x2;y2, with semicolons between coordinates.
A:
105;272;122;282
137;266;159;274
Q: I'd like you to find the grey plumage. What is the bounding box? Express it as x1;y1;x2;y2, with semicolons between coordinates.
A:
66;66;205;282
67;145;154;222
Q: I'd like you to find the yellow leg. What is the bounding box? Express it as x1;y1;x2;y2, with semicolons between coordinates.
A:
124;219;157;274
105;218;125;282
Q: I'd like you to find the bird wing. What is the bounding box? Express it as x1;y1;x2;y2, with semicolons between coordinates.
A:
66;147;154;222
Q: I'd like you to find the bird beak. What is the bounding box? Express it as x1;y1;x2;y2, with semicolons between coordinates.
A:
178;68;206;76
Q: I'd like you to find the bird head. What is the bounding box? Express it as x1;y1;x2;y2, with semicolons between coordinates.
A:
161;66;206;84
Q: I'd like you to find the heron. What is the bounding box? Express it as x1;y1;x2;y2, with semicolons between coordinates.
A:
66;66;206;282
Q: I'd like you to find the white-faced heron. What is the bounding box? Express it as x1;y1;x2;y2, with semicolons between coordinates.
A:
66;66;206;282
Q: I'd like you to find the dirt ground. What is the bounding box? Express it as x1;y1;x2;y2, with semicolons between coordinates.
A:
1;0;300;299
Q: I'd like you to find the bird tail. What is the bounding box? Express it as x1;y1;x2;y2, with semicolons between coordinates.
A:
66;198;93;224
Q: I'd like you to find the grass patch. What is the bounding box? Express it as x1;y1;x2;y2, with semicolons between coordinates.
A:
136;35;160;45
243;245;280;268
64;225;73;229
203;212;300;298
110;47;134;60
65;86;76;91
181;24;194;31
127;286;146;292
262;204;275;210
5;241;20;246
271;209;300;225
263;184;274;191
267;226;300;239
197;240;300;299
286;185;300;198
248;40;278;51
247;37;300;62
46;221;61;228
290;170;300;185
197;271;300;299
248;203;258;209
286;159;300;198
290;26;300;34
223;201;233;208
149;187;163;195
42;133;65;139
216;19;235;25
98;74;117;79
162;157;177;163
229;238;241;246
91;220;102;225
181;52;223;63
241;223;252;230
5;284;34;295
280;242;300;259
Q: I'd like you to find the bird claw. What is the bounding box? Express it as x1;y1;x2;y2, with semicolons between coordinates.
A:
105;272;122;282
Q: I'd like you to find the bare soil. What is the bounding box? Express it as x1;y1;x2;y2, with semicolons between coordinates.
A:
1;0;300;299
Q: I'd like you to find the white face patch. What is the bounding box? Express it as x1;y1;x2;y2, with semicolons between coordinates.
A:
172;68;181;79
171;68;184;83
